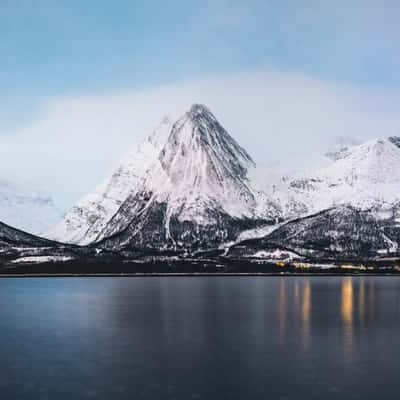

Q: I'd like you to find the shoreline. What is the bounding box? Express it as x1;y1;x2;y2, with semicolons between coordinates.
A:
1;272;400;278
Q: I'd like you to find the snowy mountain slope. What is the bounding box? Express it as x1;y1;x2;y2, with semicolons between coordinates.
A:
46;117;172;244
271;138;400;219
325;137;360;161
0;179;60;235
97;104;280;252
229;205;400;260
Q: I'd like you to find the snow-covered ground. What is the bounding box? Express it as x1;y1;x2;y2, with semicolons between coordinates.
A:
249;249;302;261
11;255;74;264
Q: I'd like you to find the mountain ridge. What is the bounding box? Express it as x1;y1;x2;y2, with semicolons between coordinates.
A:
269;137;400;220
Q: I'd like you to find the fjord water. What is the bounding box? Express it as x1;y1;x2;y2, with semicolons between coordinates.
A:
1;277;399;399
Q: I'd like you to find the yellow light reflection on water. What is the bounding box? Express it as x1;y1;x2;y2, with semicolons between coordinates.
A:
341;277;354;353
278;278;286;344
341;277;353;323
359;278;365;324
294;282;300;304
302;280;311;323
301;279;311;348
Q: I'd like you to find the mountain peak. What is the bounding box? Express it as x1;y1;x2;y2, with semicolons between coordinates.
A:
95;105;278;250
160;104;255;181
355;137;399;158
188;103;212;117
182;104;219;130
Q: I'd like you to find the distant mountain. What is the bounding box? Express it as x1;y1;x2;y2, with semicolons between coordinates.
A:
97;104;280;253
272;138;400;219
46;117;172;245
0;179;59;235
229;137;400;261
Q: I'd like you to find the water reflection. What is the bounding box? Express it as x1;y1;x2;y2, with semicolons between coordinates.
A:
301;279;311;349
277;278;312;348
341;277;353;323
341;277;354;353
294;281;300;304
0;277;399;400
275;277;378;355
368;278;375;319
278;279;286;343
358;278;365;324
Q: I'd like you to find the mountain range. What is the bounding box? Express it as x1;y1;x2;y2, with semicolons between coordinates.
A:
1;103;400;268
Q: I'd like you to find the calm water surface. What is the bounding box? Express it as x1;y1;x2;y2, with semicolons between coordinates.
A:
0;276;400;399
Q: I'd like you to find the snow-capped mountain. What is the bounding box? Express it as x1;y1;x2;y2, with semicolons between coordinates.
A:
0;179;59;235
46;117;172;244
44;102;400;262
97;104;280;252
272;138;400;219
231;138;400;260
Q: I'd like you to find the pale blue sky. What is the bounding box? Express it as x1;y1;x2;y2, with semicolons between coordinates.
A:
0;1;399;209
1;1;399;112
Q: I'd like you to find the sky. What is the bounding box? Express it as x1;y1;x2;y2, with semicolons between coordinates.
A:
0;0;400;210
